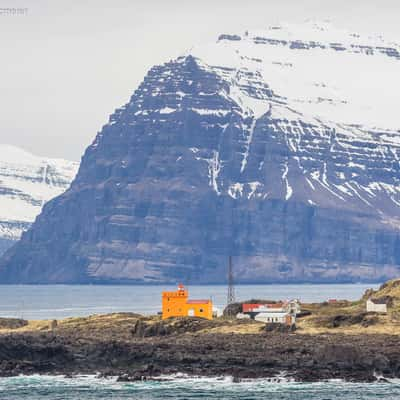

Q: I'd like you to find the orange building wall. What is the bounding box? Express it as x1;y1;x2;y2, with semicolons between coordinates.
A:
185;301;213;320
162;286;213;320
162;288;188;319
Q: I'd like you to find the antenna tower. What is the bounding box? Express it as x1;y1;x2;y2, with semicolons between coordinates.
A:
227;255;235;305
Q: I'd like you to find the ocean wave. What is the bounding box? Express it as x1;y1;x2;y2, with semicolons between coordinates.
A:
2;373;400;390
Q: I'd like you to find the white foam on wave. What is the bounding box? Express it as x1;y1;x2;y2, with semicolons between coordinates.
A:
3;372;400;393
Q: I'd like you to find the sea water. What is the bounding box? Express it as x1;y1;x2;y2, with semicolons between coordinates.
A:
0;283;378;320
0;375;400;399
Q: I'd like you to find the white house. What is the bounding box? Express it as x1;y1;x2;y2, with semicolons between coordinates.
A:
254;311;296;325
240;300;300;326
366;298;388;313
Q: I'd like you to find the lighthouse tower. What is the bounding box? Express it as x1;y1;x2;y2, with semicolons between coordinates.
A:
161;284;213;320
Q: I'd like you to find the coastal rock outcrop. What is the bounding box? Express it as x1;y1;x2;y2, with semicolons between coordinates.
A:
0;330;399;382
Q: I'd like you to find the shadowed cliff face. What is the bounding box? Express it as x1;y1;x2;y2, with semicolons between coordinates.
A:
1;45;400;283
0;238;13;257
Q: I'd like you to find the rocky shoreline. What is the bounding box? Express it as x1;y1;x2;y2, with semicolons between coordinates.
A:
0;326;399;382
2;280;400;383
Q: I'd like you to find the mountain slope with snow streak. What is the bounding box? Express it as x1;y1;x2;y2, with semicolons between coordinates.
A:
1;21;400;283
188;21;400;217
194;21;400;130
0;145;78;254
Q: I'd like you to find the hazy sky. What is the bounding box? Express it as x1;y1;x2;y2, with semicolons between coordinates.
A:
1;0;400;161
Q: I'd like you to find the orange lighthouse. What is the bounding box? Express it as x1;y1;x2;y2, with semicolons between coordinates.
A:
162;284;213;320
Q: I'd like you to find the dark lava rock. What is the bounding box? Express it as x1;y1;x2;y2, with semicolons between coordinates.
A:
296;310;312;318
1;331;400;382
132;317;217;337
0;318;28;329
264;323;296;333
319;312;379;328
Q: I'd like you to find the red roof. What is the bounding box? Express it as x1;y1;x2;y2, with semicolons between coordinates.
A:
242;303;284;312
187;300;210;304
268;303;284;308
243;303;260;312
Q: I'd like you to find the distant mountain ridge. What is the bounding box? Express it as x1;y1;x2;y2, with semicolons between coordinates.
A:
0;145;78;255
1;21;400;283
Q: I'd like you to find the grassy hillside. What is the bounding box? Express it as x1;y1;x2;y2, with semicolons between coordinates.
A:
1;280;400;337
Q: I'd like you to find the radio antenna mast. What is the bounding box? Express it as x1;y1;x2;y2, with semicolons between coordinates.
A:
227;255;235;305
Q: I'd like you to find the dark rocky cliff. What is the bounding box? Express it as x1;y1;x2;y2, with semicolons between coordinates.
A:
1;26;400;283
0;238;13;257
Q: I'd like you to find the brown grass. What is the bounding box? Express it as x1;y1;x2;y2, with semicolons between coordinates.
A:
2;280;400;337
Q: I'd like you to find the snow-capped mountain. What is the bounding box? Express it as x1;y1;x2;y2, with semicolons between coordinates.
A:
0;145;78;255
186;21;400;215
195;21;399;129
1;21;400;283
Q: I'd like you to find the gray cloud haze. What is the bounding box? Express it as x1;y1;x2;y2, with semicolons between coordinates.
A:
1;0;399;160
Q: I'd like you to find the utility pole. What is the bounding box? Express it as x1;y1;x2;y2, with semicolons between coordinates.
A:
227;255;235;306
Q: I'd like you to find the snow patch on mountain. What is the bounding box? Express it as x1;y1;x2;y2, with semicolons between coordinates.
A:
191;20;400;130
0;145;78;243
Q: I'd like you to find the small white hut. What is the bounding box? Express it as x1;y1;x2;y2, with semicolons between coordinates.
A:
254;312;296;326
366;298;388;313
